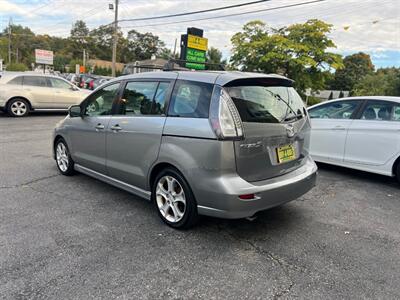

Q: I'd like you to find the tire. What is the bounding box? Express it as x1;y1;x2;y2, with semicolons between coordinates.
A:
396;162;400;185
152;167;199;229
55;138;75;176
7;98;29;117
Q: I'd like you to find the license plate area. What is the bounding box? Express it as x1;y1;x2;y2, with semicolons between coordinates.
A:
276;144;296;163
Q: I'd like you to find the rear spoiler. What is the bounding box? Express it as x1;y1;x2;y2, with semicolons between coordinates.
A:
223;77;294;88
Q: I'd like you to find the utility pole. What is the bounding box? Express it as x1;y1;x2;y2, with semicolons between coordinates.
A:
83;49;86;71
8;18;12;64
173;38;177;58
111;0;119;77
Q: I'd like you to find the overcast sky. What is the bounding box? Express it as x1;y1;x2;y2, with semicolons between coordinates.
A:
1;0;399;67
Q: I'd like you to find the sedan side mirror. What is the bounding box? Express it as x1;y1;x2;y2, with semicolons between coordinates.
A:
69;105;82;118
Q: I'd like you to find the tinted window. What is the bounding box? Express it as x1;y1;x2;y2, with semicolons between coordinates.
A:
226;85;305;123
393;105;400;121
7;76;23;85
84;83;120;116
48;78;71;89
23;76;47;87
120;81;159;115
168;80;213;118
360;101;394;121
309;101;359;119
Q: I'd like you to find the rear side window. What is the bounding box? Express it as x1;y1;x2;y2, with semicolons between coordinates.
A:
23;76;47;87
360;101;395;121
168;80;213;118
309;101;359;119
7;76;23;85
47;78;71;89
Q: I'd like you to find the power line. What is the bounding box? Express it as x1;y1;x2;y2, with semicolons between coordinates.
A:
25;0;55;15
120;0;326;29
118;0;271;23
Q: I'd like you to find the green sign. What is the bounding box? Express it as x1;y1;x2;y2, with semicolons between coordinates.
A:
185;47;206;70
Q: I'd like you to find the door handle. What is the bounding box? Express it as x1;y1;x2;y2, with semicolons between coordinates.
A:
110;124;122;132
95;124;105;130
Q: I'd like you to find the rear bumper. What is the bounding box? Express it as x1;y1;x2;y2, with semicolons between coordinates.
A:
196;156;317;219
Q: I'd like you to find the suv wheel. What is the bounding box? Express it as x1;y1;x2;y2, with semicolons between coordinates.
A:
396;162;400;184
152;168;199;229
7;98;29;117
55;139;75;176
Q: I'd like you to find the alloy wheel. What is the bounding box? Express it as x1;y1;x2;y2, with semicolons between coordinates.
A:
11;100;27;116
56;142;69;172
156;176;186;223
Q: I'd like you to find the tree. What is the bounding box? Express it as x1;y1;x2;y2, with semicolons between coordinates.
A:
1;25;36;65
230;19;343;93
68;20;91;61
126;30;167;61
353;68;400;96
331;52;374;92
53;55;70;72
206;47;226;70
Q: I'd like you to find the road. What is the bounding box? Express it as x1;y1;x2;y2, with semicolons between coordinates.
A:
1;112;399;299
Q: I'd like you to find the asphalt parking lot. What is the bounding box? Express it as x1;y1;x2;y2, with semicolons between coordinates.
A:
1;112;399;299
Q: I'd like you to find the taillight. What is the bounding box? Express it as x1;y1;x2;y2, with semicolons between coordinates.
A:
209;85;244;140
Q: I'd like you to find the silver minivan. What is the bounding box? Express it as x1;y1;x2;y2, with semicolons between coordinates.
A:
53;71;317;228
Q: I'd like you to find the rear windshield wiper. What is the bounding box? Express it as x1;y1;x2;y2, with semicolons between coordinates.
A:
271;92;303;122
284;113;303;122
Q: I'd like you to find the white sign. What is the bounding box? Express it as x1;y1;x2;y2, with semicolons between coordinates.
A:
35;49;53;65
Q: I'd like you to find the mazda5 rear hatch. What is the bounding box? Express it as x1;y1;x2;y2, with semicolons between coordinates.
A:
224;77;310;182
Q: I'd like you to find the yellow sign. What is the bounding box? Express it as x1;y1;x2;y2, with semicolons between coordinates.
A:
187;34;208;51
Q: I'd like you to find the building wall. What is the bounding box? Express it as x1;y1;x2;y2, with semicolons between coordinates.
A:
88;59;124;72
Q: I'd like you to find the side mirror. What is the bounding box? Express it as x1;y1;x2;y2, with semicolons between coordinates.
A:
69;105;82;118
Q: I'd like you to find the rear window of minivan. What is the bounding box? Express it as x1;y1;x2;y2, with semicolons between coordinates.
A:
168;80;213;118
225;83;305;123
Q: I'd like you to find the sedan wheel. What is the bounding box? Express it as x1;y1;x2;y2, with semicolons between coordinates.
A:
7;99;29;117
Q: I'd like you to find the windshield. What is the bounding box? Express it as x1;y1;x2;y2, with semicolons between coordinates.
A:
225;85;305;123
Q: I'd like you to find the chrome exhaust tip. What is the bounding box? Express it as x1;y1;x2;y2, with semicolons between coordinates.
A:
245;214;257;221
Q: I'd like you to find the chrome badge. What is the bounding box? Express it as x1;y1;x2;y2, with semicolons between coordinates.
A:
285;124;296;138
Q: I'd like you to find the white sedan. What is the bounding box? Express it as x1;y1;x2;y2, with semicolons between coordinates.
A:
308;96;400;183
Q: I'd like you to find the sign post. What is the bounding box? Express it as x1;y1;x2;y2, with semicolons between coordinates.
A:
180;28;208;70
35;49;53;73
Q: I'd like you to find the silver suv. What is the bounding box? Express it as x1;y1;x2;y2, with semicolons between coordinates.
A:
53;71;317;228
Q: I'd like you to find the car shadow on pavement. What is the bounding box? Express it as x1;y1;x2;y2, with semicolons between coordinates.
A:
0;111;67;118
316;162;398;187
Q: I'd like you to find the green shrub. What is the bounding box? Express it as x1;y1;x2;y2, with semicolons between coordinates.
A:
6;63;28;71
306;96;322;107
